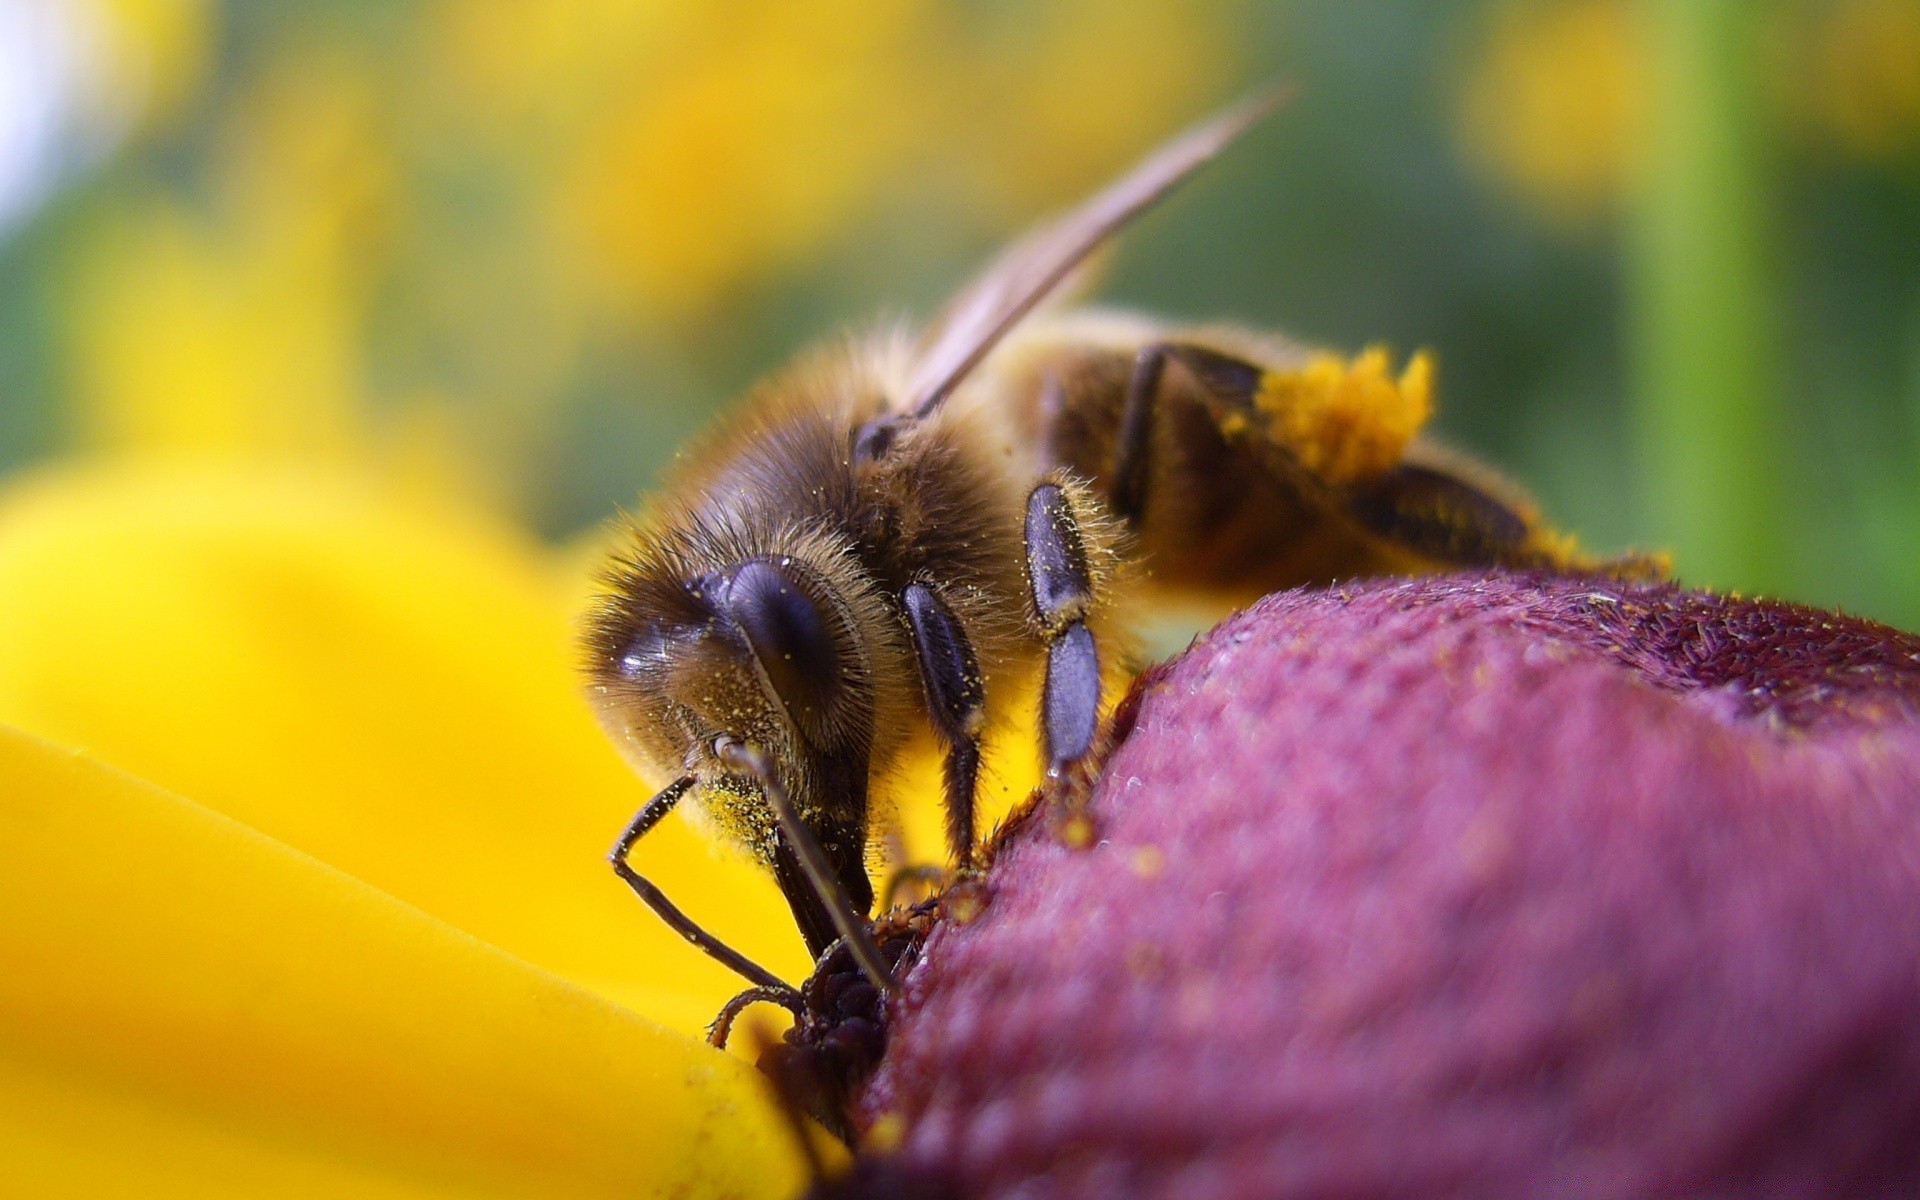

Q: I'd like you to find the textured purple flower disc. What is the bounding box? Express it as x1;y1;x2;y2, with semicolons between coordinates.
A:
853;574;1920;1199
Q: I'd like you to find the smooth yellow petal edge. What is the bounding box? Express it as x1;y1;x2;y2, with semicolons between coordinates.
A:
0;726;806;1199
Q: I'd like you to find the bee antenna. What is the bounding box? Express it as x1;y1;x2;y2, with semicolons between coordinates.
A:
716;739;899;996
903;84;1291;419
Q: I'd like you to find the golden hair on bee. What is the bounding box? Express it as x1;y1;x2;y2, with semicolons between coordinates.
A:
582;89;1659;1033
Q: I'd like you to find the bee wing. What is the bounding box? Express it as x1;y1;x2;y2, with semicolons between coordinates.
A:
904;86;1290;418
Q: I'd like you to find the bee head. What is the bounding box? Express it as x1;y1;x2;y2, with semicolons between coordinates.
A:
586;535;890;953
586;543;879;844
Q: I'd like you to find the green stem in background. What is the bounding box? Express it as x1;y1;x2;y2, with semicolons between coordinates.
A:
1628;0;1785;594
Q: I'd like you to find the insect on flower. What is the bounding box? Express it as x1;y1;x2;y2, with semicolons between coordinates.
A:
580;90;1657;1038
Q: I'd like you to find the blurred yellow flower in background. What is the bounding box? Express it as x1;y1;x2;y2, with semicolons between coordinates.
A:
1;5;1238;1186
1453;0;1920;230
10;0;1920;1188
1794;0;1920;159
67;42;388;458
1452;0;1650;227
548;0;937;324
51;0;1237;513
0;459;819;1195
74;0;215;130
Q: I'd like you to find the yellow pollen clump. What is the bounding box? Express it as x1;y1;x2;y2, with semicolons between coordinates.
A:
1256;346;1436;485
1531;527;1586;570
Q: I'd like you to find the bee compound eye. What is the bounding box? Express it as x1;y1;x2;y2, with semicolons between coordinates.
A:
614;628;673;680
721;558;848;733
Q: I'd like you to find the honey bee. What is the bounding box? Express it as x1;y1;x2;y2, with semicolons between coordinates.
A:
582;93;1654;1033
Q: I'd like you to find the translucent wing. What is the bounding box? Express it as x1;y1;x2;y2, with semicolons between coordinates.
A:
905;87;1289;418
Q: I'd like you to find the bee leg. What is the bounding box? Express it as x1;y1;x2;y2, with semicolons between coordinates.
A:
707;984;807;1050
1109;343;1168;524
609;775;798;995
902;582;987;873
1107;342;1269;525
716;741;898;996
1344;462;1537;567
1025;482;1102;776
1345;458;1667;579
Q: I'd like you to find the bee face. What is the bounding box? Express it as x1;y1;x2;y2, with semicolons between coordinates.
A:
588;548;880;829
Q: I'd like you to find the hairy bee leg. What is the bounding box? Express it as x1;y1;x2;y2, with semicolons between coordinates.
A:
716;740;897;995
1346;461;1546;569
1109;343;1169;524
1044;624;1101;774
902;582;987;872
609;776;796;993
1024;483;1102;774
707;984;808;1049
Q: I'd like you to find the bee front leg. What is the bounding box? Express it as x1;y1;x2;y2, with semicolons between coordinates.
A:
707;984;807;1050
1024;481;1102;777
902;582;987;873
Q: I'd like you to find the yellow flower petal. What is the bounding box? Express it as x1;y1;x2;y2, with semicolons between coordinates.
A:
0;724;807;1198
0;459;808;1033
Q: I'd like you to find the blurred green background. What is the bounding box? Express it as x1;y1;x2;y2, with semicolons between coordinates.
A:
3;0;1918;623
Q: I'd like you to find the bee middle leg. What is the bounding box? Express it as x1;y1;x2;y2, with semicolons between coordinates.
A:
902;582;987;872
1024;480;1102;777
